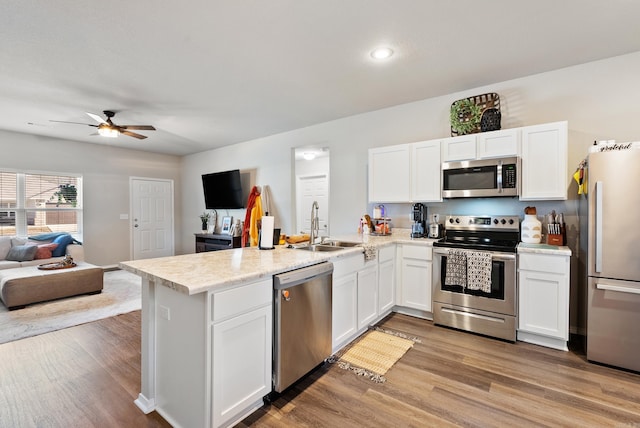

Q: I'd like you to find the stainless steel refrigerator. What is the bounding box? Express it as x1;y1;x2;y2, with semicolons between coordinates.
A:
585;149;640;372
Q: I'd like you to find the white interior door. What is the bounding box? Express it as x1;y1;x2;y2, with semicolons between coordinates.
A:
131;178;174;260
296;173;329;237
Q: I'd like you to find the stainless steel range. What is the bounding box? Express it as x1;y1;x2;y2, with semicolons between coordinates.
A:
432;215;519;341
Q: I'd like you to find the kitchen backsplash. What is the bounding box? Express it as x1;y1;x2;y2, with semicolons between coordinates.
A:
370;199;578;244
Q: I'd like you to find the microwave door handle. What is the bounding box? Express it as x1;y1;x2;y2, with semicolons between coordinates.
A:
496;160;503;193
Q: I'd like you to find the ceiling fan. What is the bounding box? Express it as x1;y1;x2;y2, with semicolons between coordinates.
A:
50;110;156;139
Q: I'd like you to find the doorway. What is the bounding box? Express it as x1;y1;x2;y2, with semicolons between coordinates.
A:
130;177;174;260
296;173;329;237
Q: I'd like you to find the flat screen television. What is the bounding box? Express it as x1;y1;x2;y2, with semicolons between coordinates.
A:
202;169;244;209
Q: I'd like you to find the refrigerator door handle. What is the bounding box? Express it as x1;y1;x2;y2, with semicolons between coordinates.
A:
595;181;603;273
596;282;640;295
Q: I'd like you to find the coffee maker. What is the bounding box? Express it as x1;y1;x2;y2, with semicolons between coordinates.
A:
411;203;427;238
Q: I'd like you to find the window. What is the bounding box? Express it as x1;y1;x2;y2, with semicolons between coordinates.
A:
0;170;82;238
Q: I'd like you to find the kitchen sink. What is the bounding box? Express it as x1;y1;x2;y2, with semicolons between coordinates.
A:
296;244;345;252
322;240;362;247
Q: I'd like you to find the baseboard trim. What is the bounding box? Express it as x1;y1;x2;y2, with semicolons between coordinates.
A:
134;393;155;414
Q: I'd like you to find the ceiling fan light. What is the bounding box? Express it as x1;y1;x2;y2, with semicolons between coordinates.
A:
98;127;119;138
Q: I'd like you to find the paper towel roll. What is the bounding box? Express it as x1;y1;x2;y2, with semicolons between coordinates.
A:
260;216;275;249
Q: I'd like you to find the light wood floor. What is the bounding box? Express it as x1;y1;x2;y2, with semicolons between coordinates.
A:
240;313;640;428
1;311;639;427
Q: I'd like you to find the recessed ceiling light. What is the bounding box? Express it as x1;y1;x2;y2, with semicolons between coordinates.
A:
302;152;316;161
370;47;394;60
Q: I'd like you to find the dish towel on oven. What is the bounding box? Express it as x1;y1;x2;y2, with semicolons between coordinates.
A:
444;249;467;287
466;251;492;293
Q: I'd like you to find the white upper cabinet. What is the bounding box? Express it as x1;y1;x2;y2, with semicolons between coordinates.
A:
442;135;477;161
411;139;442;202
477;128;520;159
520;121;568;200
368;144;411;202
443;129;520;162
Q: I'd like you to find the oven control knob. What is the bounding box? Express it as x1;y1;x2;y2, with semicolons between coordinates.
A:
455;218;460;223
509;219;515;225
449;218;454;224
500;219;506;224
493;219;499;224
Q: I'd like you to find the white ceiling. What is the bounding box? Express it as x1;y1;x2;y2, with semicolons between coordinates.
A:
2;1;640;156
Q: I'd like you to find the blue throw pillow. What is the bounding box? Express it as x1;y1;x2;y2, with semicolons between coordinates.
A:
51;234;74;257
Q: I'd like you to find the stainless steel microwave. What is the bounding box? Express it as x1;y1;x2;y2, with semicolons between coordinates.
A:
442;157;520;198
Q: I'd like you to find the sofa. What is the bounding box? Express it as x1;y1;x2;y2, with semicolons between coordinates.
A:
0;233;85;270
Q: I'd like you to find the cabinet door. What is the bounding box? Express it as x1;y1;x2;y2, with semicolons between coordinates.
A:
518;270;568;341
520;121;568;200
400;258;432;312
368;144;411;202
357;265;378;330
477;128;520;159
411;139;442;202
212;305;272;428
332;272;358;351
442;135;477;161
378;258;395;314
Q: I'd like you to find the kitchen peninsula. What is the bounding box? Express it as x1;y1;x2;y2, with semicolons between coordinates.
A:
120;231;570;428
119;233;407;428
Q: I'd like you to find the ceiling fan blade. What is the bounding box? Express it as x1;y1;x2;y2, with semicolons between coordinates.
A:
119;125;156;131
86;112;107;124
49;120;98;127
120;130;147;140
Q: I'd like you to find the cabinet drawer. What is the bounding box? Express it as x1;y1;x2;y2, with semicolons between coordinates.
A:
212;279;271;322
402;244;432;261
333;254;365;278
519;253;568;275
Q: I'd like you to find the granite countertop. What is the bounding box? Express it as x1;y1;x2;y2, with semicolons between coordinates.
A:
119;229;438;295
517;242;572;256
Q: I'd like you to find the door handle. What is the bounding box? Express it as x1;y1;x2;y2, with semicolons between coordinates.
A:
596;283;640;295
595;181;603;273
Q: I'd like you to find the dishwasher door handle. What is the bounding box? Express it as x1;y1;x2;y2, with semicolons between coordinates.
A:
274;262;334;289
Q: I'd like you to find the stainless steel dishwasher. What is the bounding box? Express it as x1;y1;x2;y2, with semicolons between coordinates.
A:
273;262;333;393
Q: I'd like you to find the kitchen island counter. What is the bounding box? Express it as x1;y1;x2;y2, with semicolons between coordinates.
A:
119;229;437;295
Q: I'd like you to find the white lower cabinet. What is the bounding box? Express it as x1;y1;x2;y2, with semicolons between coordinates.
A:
398;244;432;313
211;279;272;427
357;262;378;330
517;252;570;351
332;271;358;352
332;248;396;353
377;245;396;315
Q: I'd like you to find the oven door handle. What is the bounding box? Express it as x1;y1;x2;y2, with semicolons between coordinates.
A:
433;247;516;261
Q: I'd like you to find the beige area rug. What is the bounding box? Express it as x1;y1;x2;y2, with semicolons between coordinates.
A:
0;269;141;344
328;327;419;383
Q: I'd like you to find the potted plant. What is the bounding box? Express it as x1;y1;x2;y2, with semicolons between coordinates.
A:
51;184;77;207
200;212;210;232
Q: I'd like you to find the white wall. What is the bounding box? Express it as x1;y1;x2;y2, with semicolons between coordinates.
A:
182;51;640;242
181;51;640;333
0;131;181;266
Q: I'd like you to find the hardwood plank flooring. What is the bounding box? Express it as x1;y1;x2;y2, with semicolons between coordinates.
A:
1;310;639;427
239;313;640;428
0;311;170;428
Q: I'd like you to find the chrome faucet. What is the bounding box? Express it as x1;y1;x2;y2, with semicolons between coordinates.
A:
309;200;319;245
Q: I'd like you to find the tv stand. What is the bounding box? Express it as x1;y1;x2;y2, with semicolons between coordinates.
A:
195;233;241;252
